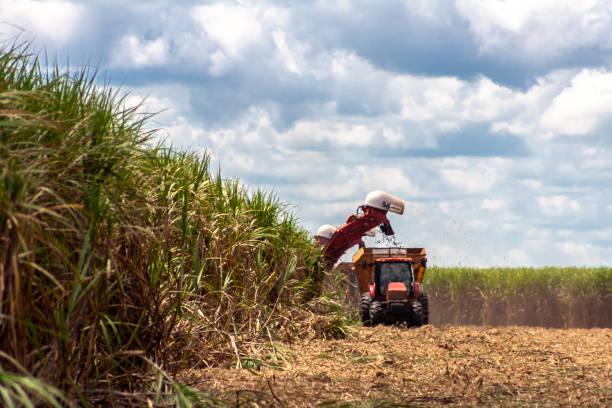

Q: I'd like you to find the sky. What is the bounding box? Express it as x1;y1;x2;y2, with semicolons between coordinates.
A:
2;0;612;266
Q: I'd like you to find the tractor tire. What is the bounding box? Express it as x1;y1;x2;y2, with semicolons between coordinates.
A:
409;300;424;327
418;293;429;324
360;294;372;326
370;300;385;326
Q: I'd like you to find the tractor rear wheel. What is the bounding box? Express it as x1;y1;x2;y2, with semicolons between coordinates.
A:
409;300;424;327
360;294;372;326
370;300;385;326
418;293;429;324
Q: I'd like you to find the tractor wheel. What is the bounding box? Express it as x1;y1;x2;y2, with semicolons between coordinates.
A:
370;300;385;326
409;301;424;327
360;294;372;326
418;293;429;324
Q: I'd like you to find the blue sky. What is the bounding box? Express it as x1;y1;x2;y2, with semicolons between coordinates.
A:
2;0;612;265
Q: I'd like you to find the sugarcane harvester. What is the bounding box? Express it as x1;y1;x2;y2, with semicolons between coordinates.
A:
315;191;429;327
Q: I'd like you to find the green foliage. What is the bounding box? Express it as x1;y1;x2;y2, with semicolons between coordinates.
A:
0;367;70;408
425;267;612;300
424;267;611;326
0;42;326;405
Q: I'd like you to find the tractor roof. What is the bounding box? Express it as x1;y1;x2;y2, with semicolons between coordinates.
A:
375;257;413;263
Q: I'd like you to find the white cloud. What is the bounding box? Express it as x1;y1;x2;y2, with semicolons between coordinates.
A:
295;178;360;202
95;2;612;145
504;249;530;265
466;219;487;229
437;202;452;215
442;169;489;193
0;0;83;46
287;119;374;147
272;30;305;75
521;179;543;190
456;0;612;58
540;69;612;136
557;241;606;265
191;3;289;74
440;160;499;193
490;70;576;137
481;198;504;211
538;195;581;216
112;36;169;68
359;166;420;198
193;4;265;57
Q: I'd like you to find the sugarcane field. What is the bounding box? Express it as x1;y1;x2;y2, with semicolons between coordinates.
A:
1;2;612;407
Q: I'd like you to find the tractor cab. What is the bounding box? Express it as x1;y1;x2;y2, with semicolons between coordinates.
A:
373;258;415;301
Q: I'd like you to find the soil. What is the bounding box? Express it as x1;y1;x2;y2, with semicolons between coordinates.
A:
178;325;612;407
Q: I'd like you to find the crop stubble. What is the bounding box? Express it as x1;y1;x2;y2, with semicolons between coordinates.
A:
179;325;612;407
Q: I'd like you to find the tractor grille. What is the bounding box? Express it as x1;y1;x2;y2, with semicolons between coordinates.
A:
388;302;409;314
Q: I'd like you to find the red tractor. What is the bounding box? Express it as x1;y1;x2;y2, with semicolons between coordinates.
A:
353;247;428;326
315;191;429;327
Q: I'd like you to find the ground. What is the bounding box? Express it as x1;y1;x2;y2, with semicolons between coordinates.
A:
178;325;611;407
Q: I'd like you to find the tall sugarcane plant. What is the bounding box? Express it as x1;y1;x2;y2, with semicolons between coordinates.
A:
0;42;329;406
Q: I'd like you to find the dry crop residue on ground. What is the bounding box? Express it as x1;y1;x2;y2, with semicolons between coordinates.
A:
179;325;612;407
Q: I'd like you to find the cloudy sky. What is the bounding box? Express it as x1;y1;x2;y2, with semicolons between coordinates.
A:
2;0;612;266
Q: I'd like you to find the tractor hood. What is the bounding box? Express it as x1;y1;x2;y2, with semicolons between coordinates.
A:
386;282;409;301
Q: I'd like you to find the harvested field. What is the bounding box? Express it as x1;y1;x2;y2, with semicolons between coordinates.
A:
178;325;612;407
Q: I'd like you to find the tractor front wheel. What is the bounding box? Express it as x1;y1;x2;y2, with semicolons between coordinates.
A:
360;294;372;326
418;293;429;324
370;300;385;326
409;300;424;327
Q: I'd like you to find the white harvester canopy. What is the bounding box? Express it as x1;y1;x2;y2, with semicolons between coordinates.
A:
315;224;337;239
364;191;405;215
